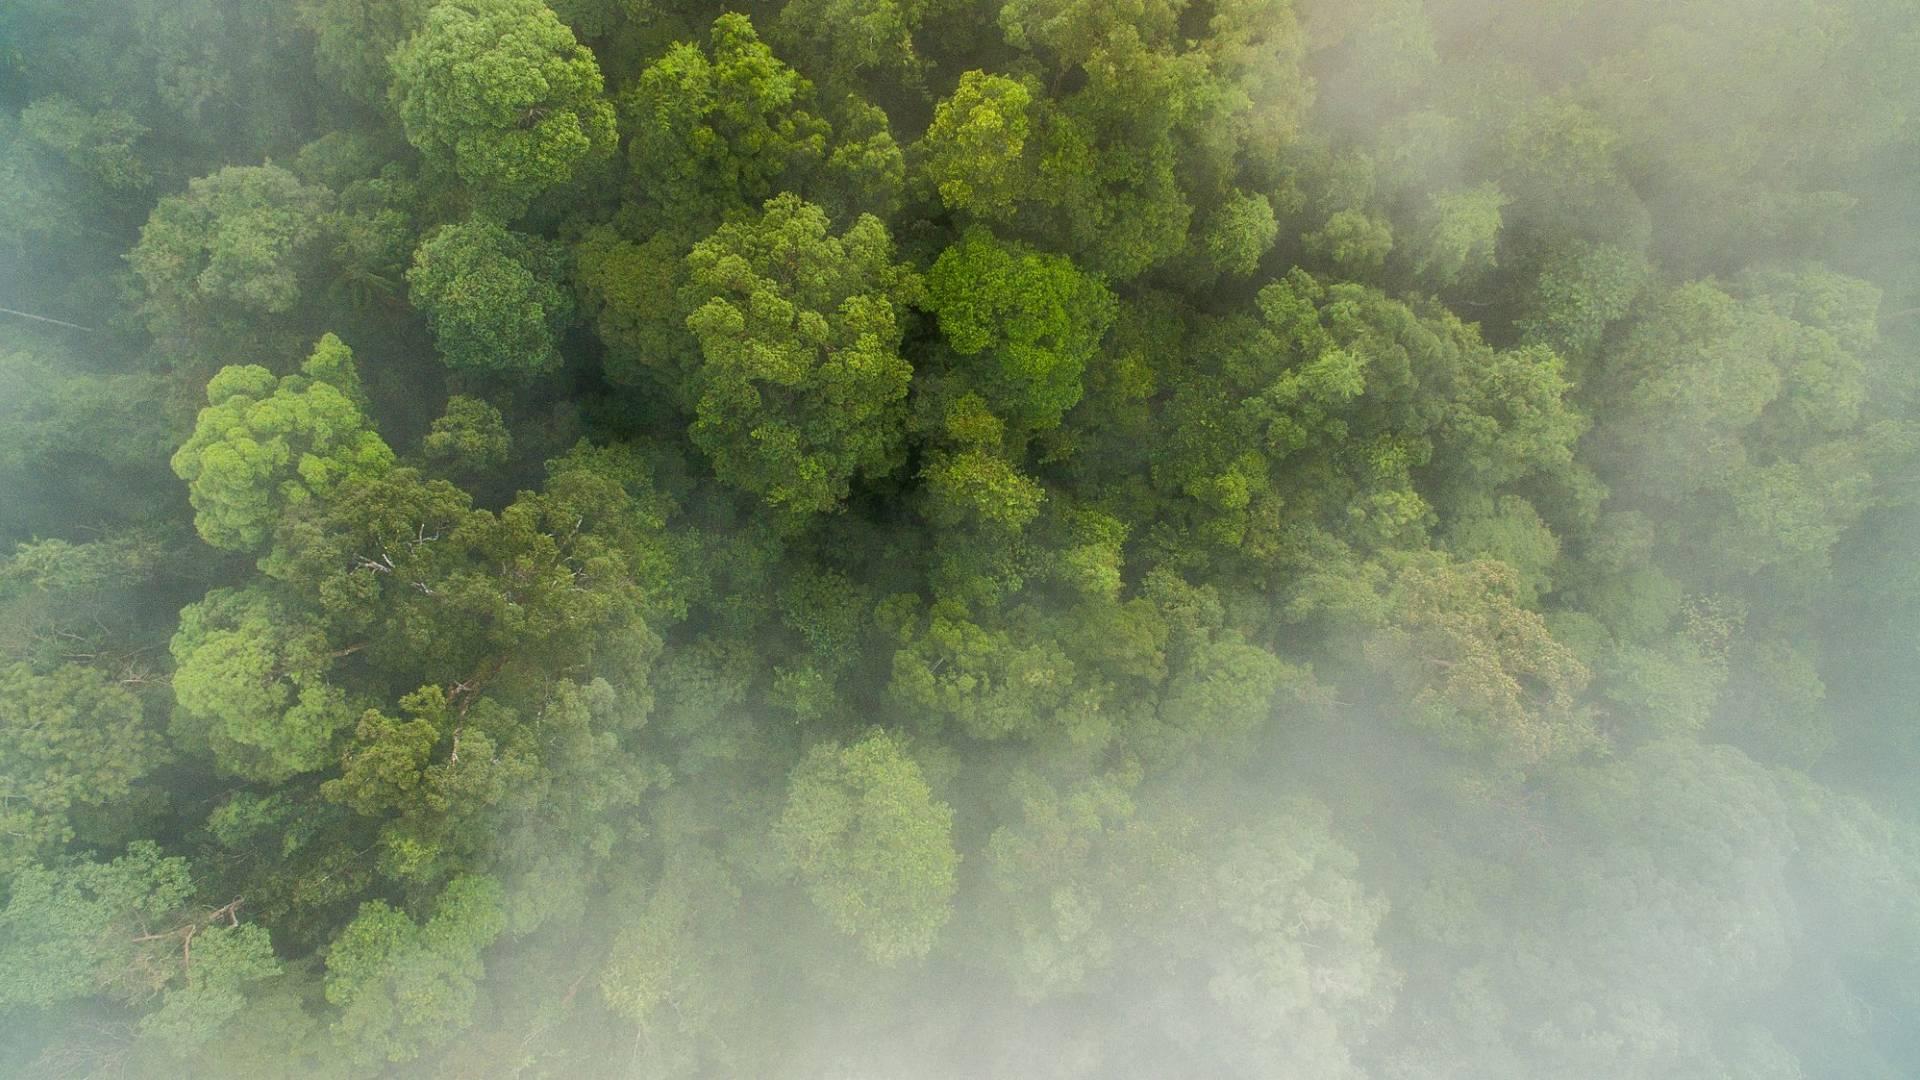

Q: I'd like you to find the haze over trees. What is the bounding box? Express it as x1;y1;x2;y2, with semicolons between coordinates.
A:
3;0;1920;1075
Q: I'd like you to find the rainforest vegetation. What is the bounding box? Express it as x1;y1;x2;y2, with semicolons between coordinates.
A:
3;0;1920;1075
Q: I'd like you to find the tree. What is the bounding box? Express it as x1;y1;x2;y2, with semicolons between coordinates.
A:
571;225;692;384
1586;271;1879;583
127;164;334;352
325;874;507;1064
389;0;616;212
917;72;1035;220
0;347;175;544
0;842;192;1009
169;334;394;554
1363;555;1595;768
0;840;275;1053
298;0;432;105
776;731;959;964
169;586;359;782
924;227;1116;436
1403;184;1506;286
407;218;574;375
622;13;829;227
423;395;511;472
1155;800;1395;1079
0;663;165;877
16;94;151;196
679;193;918;518
771;0;936;94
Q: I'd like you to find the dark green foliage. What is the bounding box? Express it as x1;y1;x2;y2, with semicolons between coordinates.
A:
6;0;1920;1075
127;164;335;354
407;219;575;375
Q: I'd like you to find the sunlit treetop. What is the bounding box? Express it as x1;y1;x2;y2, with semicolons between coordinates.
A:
169;334;394;554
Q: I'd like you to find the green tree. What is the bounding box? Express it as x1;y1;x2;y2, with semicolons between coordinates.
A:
776;731;959;964
169;334;394;554
0;840;274;1052
127;164;334;353
924;227;1116;435
571;225;692;384
0;843;193;1008
325;874;507;1064
423;395;511;472
622;13;829;227
0;663;164;877
389;0;616;212
407;218;574;375
298;0;432;105
1363;555;1595;767
917;71;1035;220
170;586;359;782
680;193;919;518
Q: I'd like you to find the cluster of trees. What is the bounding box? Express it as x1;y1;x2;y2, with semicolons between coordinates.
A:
3;0;1920;1074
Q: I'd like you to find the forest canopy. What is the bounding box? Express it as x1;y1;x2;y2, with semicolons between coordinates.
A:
3;0;1920;1075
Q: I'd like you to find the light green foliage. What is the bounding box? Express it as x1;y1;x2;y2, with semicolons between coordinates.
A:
7;0;1920;1070
136;923;281;1053
1151;269;1577;567
0;663;164;876
389;0;616;212
918;72;1035;219
597;849;753;1063
623;14;829;225
914;390;1030;536
169;334;395;553
0;348;174;543
325;874;507;1063
322;689;445;819
0;842;192;1008
773;0;936;92
1166;801;1395;1078
1306;209;1393;277
981;770;1137;998
820;98;907;222
1514;242;1648;362
1440;495;1559;605
1406;184;1506;285
260;441;681;693
1149;626;1292;766
326;690;544;887
996;0;1180;70
925;227;1116;434
1433;342;1585;493
1028;48;1201;281
170;586;358;781
680;193;918;517
1712;637;1832;768
1591;271;1878;581
885;596;1077;740
1190;189;1279;278
776;731;959;964
407;218;574;375
1199;0;1313;172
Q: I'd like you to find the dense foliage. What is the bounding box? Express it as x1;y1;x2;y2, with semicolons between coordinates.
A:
3;0;1920;1075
